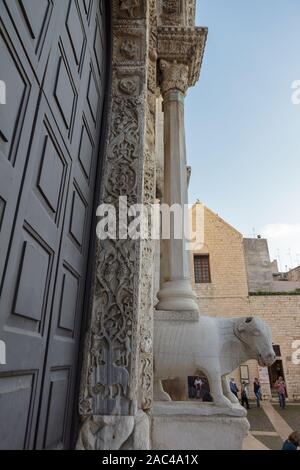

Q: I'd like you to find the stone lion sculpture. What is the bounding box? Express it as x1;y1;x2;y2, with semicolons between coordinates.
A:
154;315;276;408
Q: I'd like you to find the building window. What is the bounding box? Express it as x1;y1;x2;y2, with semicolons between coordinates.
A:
194;255;211;283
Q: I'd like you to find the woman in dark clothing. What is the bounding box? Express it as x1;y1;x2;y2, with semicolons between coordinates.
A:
253;378;262;407
282;431;300;450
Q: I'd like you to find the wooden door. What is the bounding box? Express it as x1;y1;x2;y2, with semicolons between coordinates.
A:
0;0;110;449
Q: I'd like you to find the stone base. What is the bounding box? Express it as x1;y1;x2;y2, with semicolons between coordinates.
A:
76;411;150;450
151;402;250;450
156;280;199;312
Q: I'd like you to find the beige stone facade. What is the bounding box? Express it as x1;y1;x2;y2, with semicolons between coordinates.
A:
191;204;300;400
287;265;300;282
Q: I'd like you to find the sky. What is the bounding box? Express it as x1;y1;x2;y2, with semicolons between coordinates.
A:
186;0;300;271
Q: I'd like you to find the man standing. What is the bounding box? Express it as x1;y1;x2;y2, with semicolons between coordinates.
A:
254;378;262;407
275;376;286;409
194;376;203;399
229;378;239;398
241;381;250;410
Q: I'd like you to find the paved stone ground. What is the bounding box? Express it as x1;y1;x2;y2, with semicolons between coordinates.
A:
243;401;300;450
246;404;275;432
273;404;300;432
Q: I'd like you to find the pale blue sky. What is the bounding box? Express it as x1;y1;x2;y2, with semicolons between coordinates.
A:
186;0;300;270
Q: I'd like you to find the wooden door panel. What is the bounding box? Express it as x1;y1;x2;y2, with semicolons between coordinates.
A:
0;7;40;294
2;0;58;85
35;2;108;448
0;372;38;450
0;96;72;449
43;368;71;449
0;0;109;449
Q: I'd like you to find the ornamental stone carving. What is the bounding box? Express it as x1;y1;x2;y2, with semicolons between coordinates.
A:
160;59;189;95
120;39;139;60
78;0;152;451
117;0;144;19
157;26;208;88
113;29;145;65
162;0;181;14
137;0;158;413
116;75;140;96
161;0;182;25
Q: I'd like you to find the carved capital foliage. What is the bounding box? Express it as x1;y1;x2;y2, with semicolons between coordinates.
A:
158;26;208;91
160;59;189;95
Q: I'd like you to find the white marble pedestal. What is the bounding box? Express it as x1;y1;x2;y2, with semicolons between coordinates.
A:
151;402;250;450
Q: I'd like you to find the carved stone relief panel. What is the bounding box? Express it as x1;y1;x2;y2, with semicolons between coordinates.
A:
113;28;146;65
160;0;183;25
113;70;144;97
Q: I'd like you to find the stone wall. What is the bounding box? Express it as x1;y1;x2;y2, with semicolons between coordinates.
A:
191;205;249;302
250;295;300;400
287;266;300;282
243;238;274;292
243;239;300;293
192;205;300;401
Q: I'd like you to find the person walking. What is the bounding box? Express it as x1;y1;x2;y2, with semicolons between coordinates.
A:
241;381;250;410
282;431;300;450
275;376;286;409
229;378;239;398
254;378;262;407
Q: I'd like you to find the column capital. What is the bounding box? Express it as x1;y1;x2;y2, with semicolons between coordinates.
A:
160;59;189;95
157;26;208;94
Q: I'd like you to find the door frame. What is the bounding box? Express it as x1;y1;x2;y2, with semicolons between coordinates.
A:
69;0;113;449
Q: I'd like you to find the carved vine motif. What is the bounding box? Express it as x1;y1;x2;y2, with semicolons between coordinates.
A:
134;1;157;413
104;97;141;205
138;94;156;411
79;92;145;417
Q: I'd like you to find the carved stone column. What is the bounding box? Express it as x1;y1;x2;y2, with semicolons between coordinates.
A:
155;22;207;312
156;60;198;311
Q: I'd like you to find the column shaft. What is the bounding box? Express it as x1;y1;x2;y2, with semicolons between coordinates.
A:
157;89;198;312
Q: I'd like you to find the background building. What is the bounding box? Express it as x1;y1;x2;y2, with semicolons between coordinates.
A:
191;203;300;400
